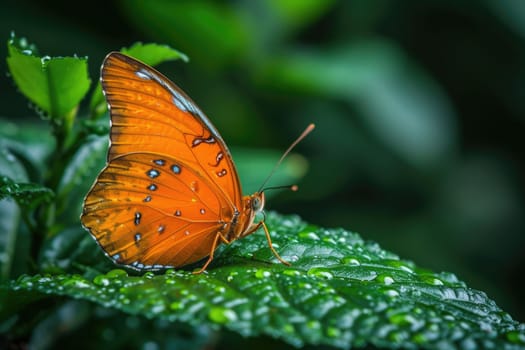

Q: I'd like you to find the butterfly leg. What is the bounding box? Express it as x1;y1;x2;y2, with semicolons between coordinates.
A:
259;221;291;267
192;232;228;274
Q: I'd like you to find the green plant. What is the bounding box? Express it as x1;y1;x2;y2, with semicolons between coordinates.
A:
1;34;524;349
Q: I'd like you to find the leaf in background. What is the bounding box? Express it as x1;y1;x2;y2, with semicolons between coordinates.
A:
266;0;336;34
1;121;53;208
487;0;525;41
259;40;458;169
0;176;53;210
118;0;249;68
0;199;20;282
0;118;54;184
5;213;525;349
18;300;215;350
55;134;106;222
121;42;188;66
6;33;91;121
232;148;309;195
88;42;188;119
0;139;35;281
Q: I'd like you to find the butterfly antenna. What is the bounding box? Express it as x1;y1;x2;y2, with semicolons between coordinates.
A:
258;123;315;193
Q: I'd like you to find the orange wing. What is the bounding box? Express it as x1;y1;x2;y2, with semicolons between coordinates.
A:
81;52;243;269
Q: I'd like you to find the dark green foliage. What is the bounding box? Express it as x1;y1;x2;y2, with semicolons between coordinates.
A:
5;213;525;349
1;24;525;349
0;177;53;209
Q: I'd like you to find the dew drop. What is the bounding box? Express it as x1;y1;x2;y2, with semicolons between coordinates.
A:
399;265;414;274
283;324;294;334
506;330;525;344
342;257;360;266
306;320;321;330
385;289;399;297
383;276;395;285
255;269;271;279
143;272;155;279
255;305;269;316
227;271;238;282
4;153;16;162
65;278;91;289
432;278;444;285
151;304;165;314
299;282;312;290
307;268;333;280
208;307;238;324
288;255;300;263
93;275;110;286
299;231;320;240
326;327;341;338
283;270;300;277
214;286;226;293
106;269;127;279
170;301;183;310
18;278;33;289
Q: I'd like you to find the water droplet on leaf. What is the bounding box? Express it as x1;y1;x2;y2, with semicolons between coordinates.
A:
208;307;238;324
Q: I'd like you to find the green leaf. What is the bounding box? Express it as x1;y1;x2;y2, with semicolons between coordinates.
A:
119;0;249;68
88;42;187;119
0;176;54;210
259;40;457;169
55;134;106;221
0;117;55;184
6;34;91;120
0;199;20;281
121;42;188;66
6;213;524;349
266;0;336;32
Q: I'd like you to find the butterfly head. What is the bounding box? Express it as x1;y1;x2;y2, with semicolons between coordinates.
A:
251;191;266;214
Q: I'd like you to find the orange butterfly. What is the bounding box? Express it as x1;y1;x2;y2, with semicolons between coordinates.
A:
81;52;314;273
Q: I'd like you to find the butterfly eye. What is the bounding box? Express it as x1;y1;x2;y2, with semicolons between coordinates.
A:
252;195;264;212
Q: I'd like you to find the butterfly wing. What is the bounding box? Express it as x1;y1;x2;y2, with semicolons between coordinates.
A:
102;52;242;205
82;153;229;268
81;52;243;269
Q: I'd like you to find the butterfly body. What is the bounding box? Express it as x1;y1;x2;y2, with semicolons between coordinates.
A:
82;52;276;272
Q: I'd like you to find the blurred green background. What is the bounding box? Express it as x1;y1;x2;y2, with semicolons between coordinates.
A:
1;0;524;325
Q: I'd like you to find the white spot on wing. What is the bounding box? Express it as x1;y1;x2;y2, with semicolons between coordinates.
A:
135;69;152;80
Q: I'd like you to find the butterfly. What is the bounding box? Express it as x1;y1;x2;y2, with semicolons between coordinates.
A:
81;52;314;273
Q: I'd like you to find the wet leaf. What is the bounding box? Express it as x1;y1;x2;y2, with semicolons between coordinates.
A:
0;176;54;210
6;34;91;120
5;213;524;349
121;42;188;66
